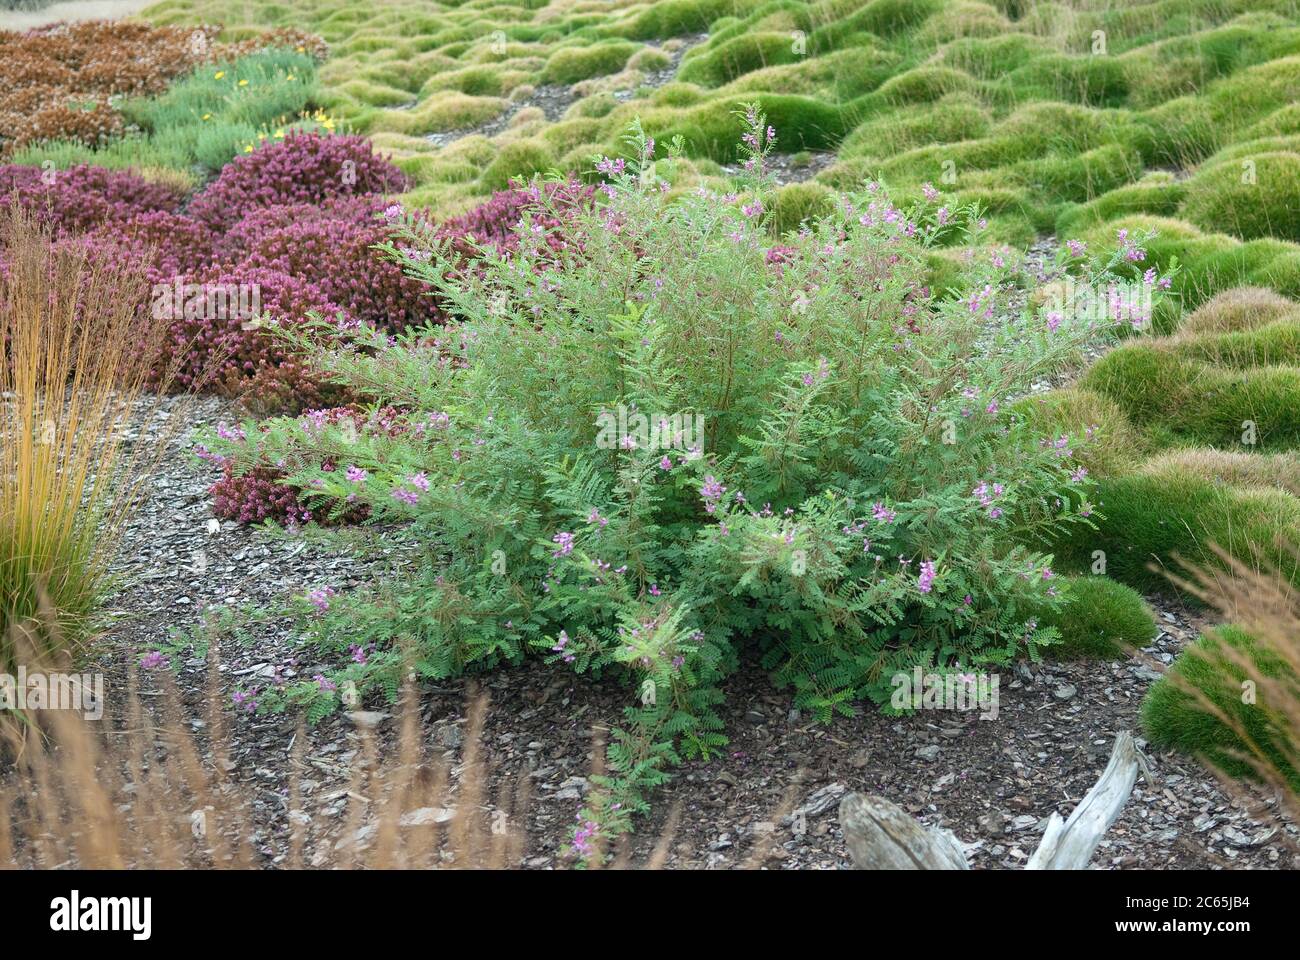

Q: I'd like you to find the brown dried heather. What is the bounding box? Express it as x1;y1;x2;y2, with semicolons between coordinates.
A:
0;21;327;156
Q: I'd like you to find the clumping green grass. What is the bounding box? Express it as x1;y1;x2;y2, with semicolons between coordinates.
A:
1011;387;1150;476
1076;215;1300;325
479;139;556;191
1168;318;1300;367
1031;285;1300;601
768;180;834;236
138;0;1300;226
1181;285;1300;334
1048;469;1300;594
1142;625;1300;789
1036;576;1156;659
14;48;325;179
1080;342;1300;451
1140;448;1300;497
1181;151;1300;241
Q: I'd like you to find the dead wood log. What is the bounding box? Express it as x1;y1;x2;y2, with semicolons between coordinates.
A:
838;732;1149;870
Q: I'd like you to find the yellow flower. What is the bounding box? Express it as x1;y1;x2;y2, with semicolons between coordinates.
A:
238;79;249;87
286;74;296;81
201;113;211;120
296;45;305;53
274;129;285;138
322;118;336;131
214;71;225;80
243;144;253;153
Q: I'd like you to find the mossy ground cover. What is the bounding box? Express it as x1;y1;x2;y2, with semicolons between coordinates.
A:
136;0;1300;236
1025;286;1300;599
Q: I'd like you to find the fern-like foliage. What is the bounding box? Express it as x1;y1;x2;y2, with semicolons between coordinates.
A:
200;107;1177;861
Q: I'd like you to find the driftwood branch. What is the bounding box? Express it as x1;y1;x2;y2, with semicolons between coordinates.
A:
838;793;970;869
1026;730;1149;869
838;732;1148;870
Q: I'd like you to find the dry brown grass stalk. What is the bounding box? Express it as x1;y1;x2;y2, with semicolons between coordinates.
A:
3;604;797;869
0;202;211;663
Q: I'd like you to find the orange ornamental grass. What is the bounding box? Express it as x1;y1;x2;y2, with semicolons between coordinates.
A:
0;203;191;664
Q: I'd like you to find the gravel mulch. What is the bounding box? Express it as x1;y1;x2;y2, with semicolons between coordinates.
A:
73;392;1297;870
425;34;710;151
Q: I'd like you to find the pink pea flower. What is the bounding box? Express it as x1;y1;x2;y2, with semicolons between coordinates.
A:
140;650;168;670
307;586;336;613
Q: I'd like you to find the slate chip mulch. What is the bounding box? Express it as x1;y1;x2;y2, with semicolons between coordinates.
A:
73;394;1297;869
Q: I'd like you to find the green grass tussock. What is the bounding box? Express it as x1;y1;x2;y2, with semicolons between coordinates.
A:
1036;576;1156;660
1142;625;1300;789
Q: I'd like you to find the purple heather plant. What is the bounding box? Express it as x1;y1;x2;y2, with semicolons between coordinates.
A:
231;212;434;332
0;163;184;234
186;132;409;230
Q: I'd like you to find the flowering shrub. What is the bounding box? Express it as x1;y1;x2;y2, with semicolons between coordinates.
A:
205;112;1177;853
201;183;593;416
209;464;311;526
207;114;1176;844
0;21;217;154
187;132;409;230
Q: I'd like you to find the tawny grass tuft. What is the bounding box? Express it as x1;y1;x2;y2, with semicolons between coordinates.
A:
1165;545;1300;852
0;202;203;663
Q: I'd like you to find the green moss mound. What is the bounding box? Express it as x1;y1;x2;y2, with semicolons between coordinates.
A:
1038;576;1156;659
1010;387;1148;476
542;42;640;86
1142;625;1299;789
479;139;554;191
1180;151;1300;241
1080;344;1300;451
768;181;834;236
1181;286;1298;335
1048;470;1300;594
677;32;801;87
